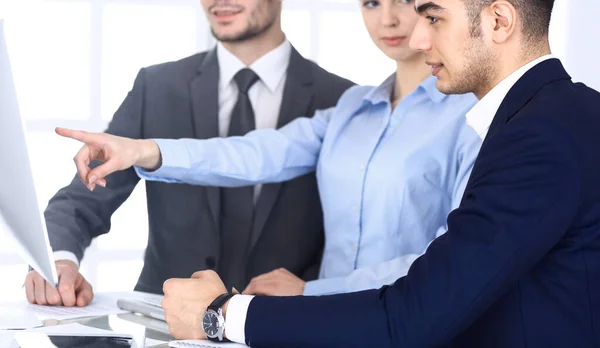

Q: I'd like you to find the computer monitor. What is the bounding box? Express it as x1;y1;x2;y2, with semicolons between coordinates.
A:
0;19;58;287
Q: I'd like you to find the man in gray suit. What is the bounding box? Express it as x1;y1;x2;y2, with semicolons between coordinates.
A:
24;0;353;307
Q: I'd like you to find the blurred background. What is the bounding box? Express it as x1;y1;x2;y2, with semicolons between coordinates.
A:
0;0;595;301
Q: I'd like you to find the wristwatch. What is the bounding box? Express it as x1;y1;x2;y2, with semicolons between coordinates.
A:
202;293;235;342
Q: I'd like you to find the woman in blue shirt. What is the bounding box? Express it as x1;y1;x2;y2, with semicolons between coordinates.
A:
59;0;481;296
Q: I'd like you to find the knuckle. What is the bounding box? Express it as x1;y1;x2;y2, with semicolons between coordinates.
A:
59;284;73;293
163;279;174;294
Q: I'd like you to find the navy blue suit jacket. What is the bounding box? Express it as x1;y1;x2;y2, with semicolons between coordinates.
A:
242;59;600;347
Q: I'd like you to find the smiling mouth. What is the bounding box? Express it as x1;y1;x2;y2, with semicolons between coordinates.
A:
210;5;243;18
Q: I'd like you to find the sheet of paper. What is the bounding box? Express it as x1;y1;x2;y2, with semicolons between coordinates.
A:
169;340;248;348
27;322;132;337
0;331;19;348
28;293;127;320
2;293;127;321
0;307;42;329
145;337;167;347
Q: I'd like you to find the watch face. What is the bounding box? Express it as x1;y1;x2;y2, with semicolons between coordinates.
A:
202;310;220;338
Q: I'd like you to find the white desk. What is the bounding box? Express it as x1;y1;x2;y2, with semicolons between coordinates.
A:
0;292;173;347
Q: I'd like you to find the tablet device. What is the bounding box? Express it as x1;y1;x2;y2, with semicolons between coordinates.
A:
14;332;135;348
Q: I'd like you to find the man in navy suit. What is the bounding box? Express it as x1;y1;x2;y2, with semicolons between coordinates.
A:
56;0;600;346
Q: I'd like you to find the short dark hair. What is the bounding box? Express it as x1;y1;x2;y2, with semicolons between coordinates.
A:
465;0;555;39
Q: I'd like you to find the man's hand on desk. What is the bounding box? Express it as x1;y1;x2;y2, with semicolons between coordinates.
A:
162;270;228;340
243;268;305;296
24;260;93;307
55;127;161;191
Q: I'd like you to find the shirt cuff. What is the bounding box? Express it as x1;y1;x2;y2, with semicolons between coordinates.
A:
53;251;79;267
134;139;190;183
225;294;254;345
303;276;345;296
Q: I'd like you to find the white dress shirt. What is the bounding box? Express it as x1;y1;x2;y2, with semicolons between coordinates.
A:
466;54;555;140
225;54;557;345
216;39;290;203
53;40;291;267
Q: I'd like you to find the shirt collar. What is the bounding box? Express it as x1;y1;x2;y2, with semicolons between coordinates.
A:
217;39;291;93
466;54;555;139
363;74;445;106
363;74;396;105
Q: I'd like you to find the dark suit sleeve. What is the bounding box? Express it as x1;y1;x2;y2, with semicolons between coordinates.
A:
243;117;582;348
44;69;148;261
301;239;323;281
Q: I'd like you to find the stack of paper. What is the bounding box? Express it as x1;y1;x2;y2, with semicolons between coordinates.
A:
1;293;128;322
26;293;128;320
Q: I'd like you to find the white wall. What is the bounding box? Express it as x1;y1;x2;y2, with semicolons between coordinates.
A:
562;0;600;91
0;0;393;301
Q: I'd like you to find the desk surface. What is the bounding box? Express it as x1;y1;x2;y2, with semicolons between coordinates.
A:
44;312;173;347
0;292;173;347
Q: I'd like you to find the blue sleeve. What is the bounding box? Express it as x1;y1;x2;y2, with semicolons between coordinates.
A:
134;108;333;186
303;253;422;296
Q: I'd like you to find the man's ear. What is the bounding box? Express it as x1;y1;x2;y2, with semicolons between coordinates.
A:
486;1;518;44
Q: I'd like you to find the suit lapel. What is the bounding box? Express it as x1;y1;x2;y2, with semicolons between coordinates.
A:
248;47;315;255
486;59;571;139
464;59;572;192
190;49;221;230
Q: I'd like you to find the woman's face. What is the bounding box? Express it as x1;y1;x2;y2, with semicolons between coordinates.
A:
361;0;422;62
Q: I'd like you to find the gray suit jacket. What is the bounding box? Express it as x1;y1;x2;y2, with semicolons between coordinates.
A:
44;47;354;294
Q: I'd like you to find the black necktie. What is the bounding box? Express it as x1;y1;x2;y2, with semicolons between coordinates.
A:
228;68;260;136
218;68;260;291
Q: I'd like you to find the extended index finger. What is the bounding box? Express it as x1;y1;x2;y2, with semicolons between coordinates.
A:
55;127;101;145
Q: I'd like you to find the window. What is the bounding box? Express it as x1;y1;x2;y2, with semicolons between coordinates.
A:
1;0;211;300
0;0;572;301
